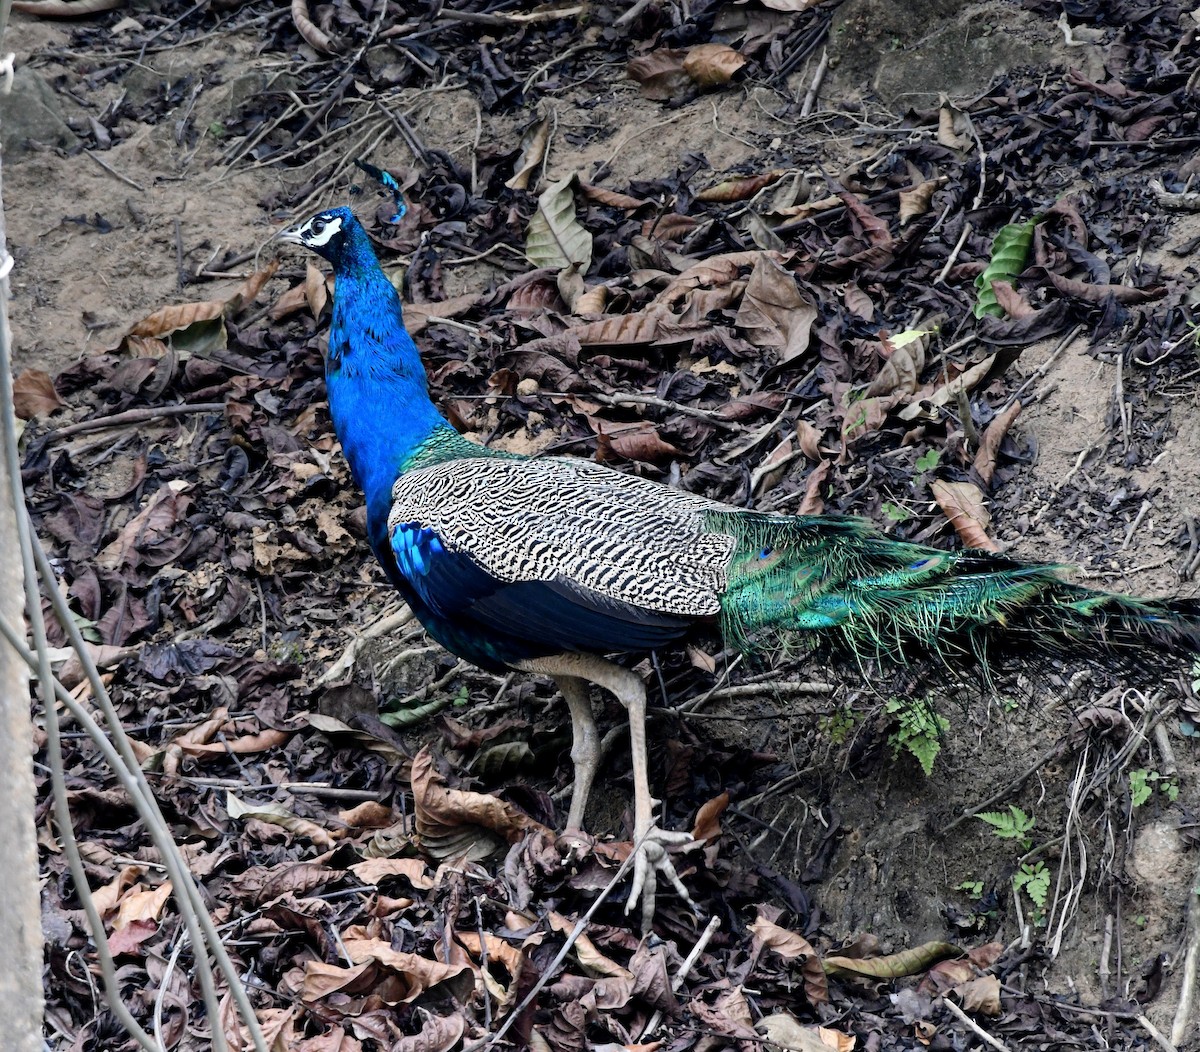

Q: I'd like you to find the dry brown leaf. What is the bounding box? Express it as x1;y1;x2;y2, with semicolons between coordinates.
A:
749;915;828;1004
94;480;191;571
973;400;1022;486
954;974;1002;1016
411;746;551;864
695;169;787;203
304;262;330;320
91;864;146;915
938;95;972;151
579;181;650;210
342;936;475;1004
226;793;337;850
735;254;817;361
898;354;997;422
930;480;998;551
899;177;946;226
267;281;309;322
1044;270;1165;305
458;931;527;1004
990;279;1035;318
337;801;393;829
547;911;634;979
349;857;435;889
683;42;746;85
126;263;277;341
505;109;551;191
796;419;824;460
112;881;173;930
758;1013;854;1051
177;727;293;757
574;284;609;314
12;369;66;419
691;791;729;842
824;940;960;978
798;460;829;516
392;1011;465;1052
626;48;691;100
595;422;683;465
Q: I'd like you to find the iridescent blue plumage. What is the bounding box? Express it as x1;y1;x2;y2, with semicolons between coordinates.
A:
281;205;1200;928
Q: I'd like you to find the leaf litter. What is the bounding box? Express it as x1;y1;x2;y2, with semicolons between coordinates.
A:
17;0;1200;1049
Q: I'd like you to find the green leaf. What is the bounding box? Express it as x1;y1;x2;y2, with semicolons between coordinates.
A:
1129;768;1153;807
885;697;950;776
914;448;940;473
973;214;1042;318
1013;861;1050;909
976;804;1035;840
882;501;911;522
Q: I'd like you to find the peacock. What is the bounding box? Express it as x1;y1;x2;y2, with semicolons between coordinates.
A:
280;206;1200;928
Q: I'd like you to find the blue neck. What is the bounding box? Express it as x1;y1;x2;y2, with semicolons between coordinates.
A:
323;226;451;534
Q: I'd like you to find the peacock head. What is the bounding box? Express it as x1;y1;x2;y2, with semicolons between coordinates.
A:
278;206;361;266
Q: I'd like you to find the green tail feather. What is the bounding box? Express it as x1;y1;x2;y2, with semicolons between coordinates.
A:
711;511;1200;666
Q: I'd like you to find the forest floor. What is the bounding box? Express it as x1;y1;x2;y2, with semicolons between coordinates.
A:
10;0;1200;1050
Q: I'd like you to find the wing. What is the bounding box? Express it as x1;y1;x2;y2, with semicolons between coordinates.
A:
387;456;736;655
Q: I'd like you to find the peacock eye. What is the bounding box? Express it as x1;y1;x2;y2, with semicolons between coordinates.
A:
311;218;327;236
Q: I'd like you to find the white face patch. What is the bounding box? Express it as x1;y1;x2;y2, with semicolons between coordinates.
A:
303;214;343;248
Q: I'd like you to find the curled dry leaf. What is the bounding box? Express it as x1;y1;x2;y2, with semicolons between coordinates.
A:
953;974;1002;1016
349;857;434;890
626;48;692;100
865;328;930;398
392;1010;465;1052
823;939;960;979
226;793;337;850
411;746;551;864
578;181;650;210
758;1013;854;1051
683;42;746;85
695;169;788;203
798;459;829;516
547;911;634;980
12;369;66;419
899;177;947;226
111;881;173;931
124;263;278;343
930;480;998;552
505;108;551;191
748;915;828;1004
291;0;342;53
691;791;730;842
595;422;683;465
973;400;1022;486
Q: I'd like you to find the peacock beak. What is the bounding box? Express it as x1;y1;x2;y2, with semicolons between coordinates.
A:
276;225;305;246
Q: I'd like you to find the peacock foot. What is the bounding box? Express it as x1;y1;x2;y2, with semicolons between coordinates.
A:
627;823;699;932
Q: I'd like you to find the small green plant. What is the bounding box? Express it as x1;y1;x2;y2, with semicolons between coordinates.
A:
452;685;470;707
1013;860;1050;911
914;448;941;473
881;501;911;523
885;697;949;776
1130;768;1179;806
818;706;858;745
957;879;984;900
976;805;1036;850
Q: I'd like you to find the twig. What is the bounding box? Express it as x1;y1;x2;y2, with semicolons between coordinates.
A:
942;997;1014;1052
84;149;145;191
1139;1012;1180;1052
44;402;226;442
639;915;721;1038
1171;856;1200;1046
943;740;1064;832
800;48;828;118
613;0;653;26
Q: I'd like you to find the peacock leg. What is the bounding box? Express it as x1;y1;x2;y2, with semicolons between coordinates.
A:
518;653;696;930
552;674;599;830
